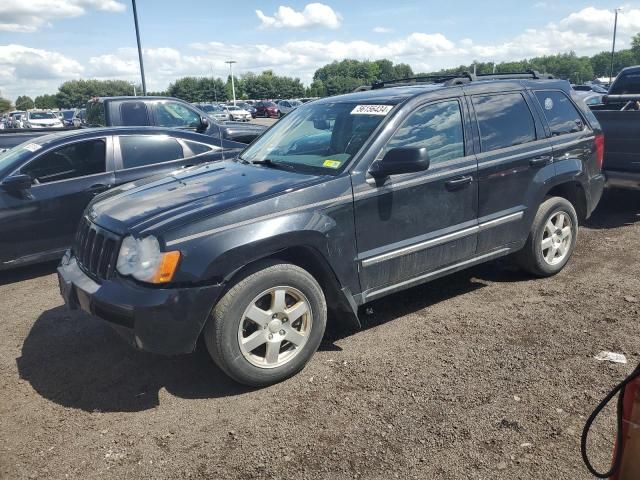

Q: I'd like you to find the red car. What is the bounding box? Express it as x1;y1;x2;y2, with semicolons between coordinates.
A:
255;101;280;118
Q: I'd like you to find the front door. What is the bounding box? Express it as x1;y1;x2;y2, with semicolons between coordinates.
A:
352;98;478;296
0;137;114;266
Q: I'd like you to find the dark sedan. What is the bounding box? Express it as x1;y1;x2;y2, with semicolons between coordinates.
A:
0;127;245;270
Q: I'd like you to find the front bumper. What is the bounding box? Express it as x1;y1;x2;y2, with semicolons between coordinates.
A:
605;169;640;190
57;251;223;355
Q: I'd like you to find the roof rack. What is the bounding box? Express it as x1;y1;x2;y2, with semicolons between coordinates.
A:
369;70;555;90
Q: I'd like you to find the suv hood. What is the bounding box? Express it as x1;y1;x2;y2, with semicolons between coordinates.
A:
89;160;323;235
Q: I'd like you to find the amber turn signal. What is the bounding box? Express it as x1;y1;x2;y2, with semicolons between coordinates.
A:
151;251;181;284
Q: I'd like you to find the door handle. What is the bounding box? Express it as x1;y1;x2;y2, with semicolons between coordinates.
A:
529;155;553;168
445;175;473;191
85;184;110;195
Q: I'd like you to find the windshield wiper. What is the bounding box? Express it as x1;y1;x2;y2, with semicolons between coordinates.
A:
250;158;297;171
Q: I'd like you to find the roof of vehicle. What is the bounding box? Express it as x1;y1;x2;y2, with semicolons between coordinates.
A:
12;126;220;148
314;78;570;106
89;96;187;103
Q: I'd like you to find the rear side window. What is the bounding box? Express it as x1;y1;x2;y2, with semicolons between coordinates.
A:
386;100;465;164
184;141;216;156
534;91;584;136
473;93;536;152
21;139;106;183
119;136;183;169
120;102;151;126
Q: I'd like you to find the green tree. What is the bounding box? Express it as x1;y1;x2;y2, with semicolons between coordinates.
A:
631;33;640;62
56;79;135;108
0;97;12;113
15;95;34;110
34;94;58;109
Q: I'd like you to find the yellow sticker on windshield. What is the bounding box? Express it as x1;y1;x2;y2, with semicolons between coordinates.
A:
323;159;341;169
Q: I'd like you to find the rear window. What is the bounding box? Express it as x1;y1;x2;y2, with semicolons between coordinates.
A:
86;102;106;126
609;71;640;95
472;93;536;152
534;91;584;136
119;102;151;126
119;135;183;169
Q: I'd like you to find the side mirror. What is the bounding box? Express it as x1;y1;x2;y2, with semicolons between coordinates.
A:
1;174;32;192
369;147;430;178
198;116;210;132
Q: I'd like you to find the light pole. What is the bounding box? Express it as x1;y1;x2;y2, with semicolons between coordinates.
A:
225;60;237;105
132;0;147;95
610;7;623;85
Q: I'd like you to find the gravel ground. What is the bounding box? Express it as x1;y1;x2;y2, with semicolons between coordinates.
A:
0;189;638;480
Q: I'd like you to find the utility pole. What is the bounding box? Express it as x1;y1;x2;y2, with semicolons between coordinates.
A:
132;0;147;95
212;64;218;103
610;7;623;85
225;60;237;105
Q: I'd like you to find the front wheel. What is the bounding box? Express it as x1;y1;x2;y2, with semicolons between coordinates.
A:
204;262;327;386
515;196;578;277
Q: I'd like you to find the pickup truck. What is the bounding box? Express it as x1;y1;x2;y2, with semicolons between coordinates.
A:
58;72;605;386
590;65;640;189
0;96;266;151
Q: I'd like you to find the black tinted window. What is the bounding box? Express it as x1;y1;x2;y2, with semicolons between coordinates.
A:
21;139;106;183
184;141;215;156
534;91;584;136
120;102;150;126
120;136;183;169
610;71;640;94
473;93;536;152
387;100;464;164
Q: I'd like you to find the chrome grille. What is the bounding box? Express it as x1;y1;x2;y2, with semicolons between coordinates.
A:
74;217;120;280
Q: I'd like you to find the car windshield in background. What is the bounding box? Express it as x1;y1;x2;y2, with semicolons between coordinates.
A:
61;111;75;120
199;105;218;112
240;101;390;174
29;112;56;120
610;72;640;94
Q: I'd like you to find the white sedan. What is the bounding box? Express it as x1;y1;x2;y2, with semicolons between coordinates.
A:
24;111;64;129
226;106;252;122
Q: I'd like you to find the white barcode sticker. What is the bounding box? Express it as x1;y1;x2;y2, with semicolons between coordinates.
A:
23;143;42;152
351;105;393;116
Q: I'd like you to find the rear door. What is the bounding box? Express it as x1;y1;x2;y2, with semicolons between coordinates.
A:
471;91;552;252
3;137;115;263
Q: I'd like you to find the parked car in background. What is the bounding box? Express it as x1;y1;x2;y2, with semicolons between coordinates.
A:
276;100;302;115
225;105;252;122
24;111;64;129
8;112;26;128
0;126;246;270
255;101;280;118
590;65;640;189
236;102;257;118
58;71;604;387
72;108;86;127
196;103;231;122
57;110;76;127
573;84;608;94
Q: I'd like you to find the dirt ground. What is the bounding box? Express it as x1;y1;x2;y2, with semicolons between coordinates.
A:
1;189;639;480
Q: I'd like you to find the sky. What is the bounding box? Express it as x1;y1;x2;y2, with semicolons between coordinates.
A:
1;1;640;101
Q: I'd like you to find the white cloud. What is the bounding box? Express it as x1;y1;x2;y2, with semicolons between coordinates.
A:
256;3;342;29
0;0;125;33
373;26;393;34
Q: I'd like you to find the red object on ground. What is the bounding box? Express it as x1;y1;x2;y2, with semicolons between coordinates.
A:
611;375;640;480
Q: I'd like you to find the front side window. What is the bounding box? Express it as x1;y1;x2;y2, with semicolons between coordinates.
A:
119;102;150;126
534;91;584;136
240;101;388;174
473;93;536;152
119;135;183;169
155;102;201;128
21;139;106;183
386;100;464;165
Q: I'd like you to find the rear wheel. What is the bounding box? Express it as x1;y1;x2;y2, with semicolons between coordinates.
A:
204;262;327;386
515;196;578;277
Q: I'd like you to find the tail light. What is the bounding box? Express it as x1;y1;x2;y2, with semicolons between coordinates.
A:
594;133;605;171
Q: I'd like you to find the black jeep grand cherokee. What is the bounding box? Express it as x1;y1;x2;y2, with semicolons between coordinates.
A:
59;72;605;386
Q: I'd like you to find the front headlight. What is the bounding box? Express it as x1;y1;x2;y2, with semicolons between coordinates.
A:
116;235;181;283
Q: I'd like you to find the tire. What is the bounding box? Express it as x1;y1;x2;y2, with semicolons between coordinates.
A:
515;196;578;277
204;261;327;387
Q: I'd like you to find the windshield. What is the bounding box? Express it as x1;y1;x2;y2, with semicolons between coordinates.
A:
610;71;640;95
29;112;56;120
199;105;217;112
61;110;74;120
240;101;390;175
0;141;40;178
